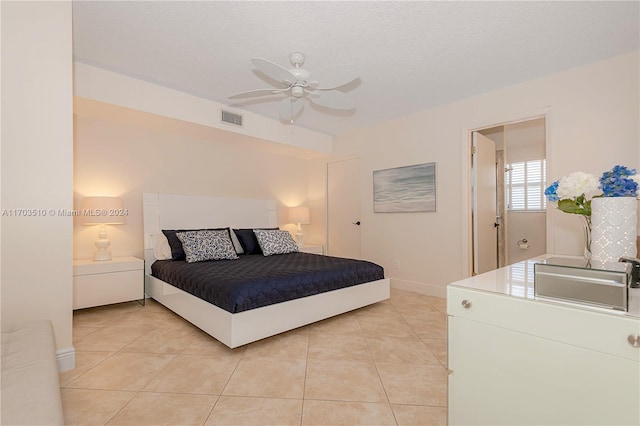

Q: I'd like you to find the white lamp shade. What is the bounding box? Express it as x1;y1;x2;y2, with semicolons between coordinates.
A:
81;197;125;225
288;206;310;224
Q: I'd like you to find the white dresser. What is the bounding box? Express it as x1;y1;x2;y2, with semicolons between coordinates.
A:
447;256;640;426
73;256;144;309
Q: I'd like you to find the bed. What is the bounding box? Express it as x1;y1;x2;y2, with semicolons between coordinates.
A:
143;193;390;348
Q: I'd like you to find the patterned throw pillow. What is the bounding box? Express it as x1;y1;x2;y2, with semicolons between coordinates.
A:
253;229;299;256
176;230;239;263
162;228;231;260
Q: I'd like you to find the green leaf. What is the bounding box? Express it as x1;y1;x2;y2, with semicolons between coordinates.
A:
557;199;591;216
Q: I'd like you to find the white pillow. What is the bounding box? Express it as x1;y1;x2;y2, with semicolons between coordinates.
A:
151;233;172;260
253;229;299;256
176;229;239;263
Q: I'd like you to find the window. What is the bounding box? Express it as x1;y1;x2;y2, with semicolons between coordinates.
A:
505;159;546;211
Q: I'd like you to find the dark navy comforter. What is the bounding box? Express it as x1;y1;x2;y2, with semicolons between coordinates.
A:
151;252;385;313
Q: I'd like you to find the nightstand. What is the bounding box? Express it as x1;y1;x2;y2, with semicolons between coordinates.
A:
73;256;144;309
298;245;323;255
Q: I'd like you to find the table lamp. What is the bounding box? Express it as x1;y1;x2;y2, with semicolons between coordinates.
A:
82;196;125;261
288;206;310;247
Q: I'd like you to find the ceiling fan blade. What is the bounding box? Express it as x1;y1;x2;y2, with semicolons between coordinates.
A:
309;90;355;110
278;97;304;123
228;88;288;99
311;65;358;89
252;57;296;84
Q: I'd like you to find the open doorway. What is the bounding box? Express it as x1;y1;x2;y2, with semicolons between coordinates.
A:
471;117;547;275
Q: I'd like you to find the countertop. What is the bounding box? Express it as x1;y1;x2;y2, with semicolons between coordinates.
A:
448;255;640;319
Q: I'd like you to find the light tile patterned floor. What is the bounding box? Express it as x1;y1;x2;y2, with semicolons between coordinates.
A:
61;289;448;425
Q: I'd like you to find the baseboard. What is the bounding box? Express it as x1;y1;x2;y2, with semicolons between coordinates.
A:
390;278;447;298
56;346;75;372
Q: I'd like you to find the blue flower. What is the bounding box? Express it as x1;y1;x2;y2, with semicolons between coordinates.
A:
600;165;638;197
544;181;559;202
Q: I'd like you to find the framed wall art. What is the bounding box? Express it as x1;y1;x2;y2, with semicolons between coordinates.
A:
373;162;436;213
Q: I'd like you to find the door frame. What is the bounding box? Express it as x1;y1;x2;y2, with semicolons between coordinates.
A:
460;107;553;278
325;155;360;257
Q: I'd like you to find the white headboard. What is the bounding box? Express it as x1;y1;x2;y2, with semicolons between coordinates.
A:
142;193;278;274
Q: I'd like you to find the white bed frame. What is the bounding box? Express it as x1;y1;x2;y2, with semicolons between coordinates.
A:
142;193;390;348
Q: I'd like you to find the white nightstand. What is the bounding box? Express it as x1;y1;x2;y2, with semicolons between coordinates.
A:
298;245;323;255
73;256;144;309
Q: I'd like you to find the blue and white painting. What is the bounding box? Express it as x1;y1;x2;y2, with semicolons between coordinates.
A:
373;162;436;213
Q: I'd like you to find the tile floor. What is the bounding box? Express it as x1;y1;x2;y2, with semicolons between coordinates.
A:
60;289;448;425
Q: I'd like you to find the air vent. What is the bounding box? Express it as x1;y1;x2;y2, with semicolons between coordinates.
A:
221;110;243;127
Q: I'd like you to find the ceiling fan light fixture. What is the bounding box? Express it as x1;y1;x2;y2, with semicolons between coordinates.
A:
291;86;304;98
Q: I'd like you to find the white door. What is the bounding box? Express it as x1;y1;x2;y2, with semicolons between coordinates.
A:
327;157;361;259
472;132;498;274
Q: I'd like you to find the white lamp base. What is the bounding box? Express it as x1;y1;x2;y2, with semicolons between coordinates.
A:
295;223;304;248
94;225;112;261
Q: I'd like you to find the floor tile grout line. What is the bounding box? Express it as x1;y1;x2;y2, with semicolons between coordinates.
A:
299;333;311;426
419;337;449;369
209;346;245;422
373;298;449;416
360;318;399;425
200;395;219;426
60;356;116;389
101;389;140;426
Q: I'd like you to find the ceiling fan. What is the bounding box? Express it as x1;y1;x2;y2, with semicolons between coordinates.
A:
228;52;358;124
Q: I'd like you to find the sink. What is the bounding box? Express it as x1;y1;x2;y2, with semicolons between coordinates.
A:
534;257;632;312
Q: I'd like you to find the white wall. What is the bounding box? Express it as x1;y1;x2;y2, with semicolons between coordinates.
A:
73;103;326;260
508;212;546;264
333;52;639;296
1;1;74;366
505;119;546;163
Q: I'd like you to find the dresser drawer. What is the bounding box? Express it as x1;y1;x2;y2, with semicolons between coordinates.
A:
74;270;142;309
447;285;640;361
73;256;144;309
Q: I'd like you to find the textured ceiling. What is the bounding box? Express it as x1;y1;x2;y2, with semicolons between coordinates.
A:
72;1;639;137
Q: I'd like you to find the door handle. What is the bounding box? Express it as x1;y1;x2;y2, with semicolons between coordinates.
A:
352;221;361;226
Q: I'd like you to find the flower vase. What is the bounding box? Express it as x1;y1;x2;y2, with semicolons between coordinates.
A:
581;215;592;262
591;197;637;263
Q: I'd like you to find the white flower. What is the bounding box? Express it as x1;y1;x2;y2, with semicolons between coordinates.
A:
556;171;599;199
631;174;640;185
